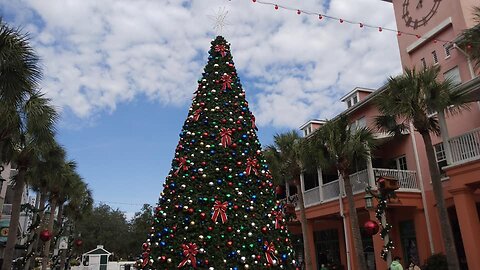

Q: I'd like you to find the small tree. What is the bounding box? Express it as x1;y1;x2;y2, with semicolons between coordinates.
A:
459;6;480;71
265;131;314;270
375;66;469;270
309;115;375;270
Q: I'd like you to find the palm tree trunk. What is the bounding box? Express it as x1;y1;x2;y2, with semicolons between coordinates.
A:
56;202;68;270
42;197;57;270
295;180;313;270
420;132;460;270
342;173;367;270
2;167;27;270
24;192;46;270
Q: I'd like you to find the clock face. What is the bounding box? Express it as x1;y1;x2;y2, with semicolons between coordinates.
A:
402;0;441;29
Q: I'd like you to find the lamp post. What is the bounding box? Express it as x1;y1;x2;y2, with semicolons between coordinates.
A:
364;192;374;210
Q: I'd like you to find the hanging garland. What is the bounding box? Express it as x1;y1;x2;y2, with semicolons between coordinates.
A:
365;185;396;261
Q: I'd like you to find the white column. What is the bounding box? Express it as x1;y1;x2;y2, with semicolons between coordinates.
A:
381;213;392;265
437;110;453;164
317;167;324;202
366;147;376;189
300;173;306;207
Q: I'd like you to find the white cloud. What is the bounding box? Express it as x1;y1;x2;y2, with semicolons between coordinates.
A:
1;0;402;128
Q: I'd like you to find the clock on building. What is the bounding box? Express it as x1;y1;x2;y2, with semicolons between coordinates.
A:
402;0;441;29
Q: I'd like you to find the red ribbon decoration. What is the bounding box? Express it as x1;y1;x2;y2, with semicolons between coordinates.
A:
193;108;202;122
177;243;198;269
174;157;189;176
245;157;259;176
219;128;233;148
211;200;228;223
264;241;277;265
214;44;227;57
141;251;150;267
251;115;257;130
272;210;283;229
221;74;232;90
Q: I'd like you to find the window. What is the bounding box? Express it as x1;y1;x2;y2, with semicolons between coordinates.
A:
444;43;453;58
395;156;408;170
353;95;358;104
434;143;447;177
357;117;366;129
347;99;352;108
444;66;462;85
420;58;427;69
432;50;438;64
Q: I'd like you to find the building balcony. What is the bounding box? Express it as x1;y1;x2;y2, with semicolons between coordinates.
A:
448;127;480;165
282;168;420;208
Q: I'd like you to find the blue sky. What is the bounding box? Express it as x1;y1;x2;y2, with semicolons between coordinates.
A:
0;0;402;218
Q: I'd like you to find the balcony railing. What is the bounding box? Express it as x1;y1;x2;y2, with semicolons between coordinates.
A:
448;127;480;164
300;168;419;207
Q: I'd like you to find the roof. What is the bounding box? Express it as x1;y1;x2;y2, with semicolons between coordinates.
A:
298;119;326;130
340;87;375;102
84;245;111;256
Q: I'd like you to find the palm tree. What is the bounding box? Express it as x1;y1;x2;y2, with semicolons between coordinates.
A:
264;131;314;270
460;6;480;71
0;18;57;269
309;115;374;270
41;159;79;270
375;66;469;270
0;92;57;269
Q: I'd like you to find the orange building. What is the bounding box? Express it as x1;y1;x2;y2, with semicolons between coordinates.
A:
286;0;480;269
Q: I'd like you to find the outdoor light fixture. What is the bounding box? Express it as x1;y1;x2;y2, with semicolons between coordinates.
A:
364;191;374;210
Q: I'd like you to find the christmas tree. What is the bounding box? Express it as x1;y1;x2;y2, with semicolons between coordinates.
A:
139;36;296;269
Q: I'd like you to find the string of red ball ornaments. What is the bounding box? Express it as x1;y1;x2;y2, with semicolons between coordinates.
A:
250;0;476;48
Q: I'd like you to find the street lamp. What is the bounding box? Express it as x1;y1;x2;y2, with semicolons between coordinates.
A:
364;191;374;210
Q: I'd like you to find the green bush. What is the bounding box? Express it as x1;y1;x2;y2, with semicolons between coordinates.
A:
421;253;448;270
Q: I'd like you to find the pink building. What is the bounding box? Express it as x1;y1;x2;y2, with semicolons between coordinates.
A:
286;0;480;269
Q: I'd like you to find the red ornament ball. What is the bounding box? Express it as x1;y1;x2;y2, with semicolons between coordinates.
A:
200;212;207;220
40;229;52;242
261;227;268;234
363;220;380;236
227;226;233;232
75;239;83;247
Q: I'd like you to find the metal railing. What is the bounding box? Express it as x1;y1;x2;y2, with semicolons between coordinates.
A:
449;127;480;164
301;168;419;207
374;168;419;190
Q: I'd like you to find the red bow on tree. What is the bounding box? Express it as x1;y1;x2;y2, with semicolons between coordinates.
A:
177;243;198;269
264;241;277;265
251;115;257;130
141;251;150;267
214;44;227;57
193;108;202;122
272;210;284;229
174;157;189;176
211;200;228;223
219;128;233;148
221;74;232;90
245;157;259;176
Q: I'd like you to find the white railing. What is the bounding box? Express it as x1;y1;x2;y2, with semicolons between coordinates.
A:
279;194;299;208
449;128;480;164
304;187;320;206
350;169;369;193
322;180;340;202
373;168;419;189
298;168;419;207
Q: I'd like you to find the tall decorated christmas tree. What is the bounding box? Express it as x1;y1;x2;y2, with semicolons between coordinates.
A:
138;36;296;269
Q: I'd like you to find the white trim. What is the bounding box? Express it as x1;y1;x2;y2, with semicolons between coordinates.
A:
340;87;374;102
299;119;325;130
406;17;453;54
409;123;435;253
